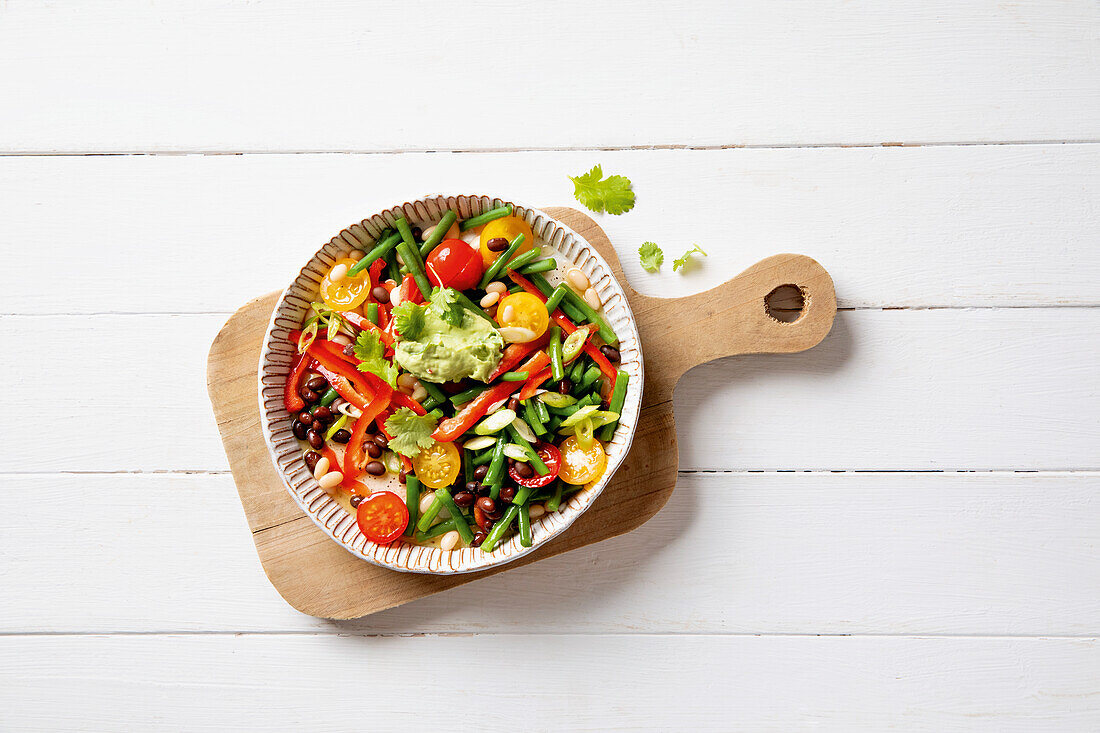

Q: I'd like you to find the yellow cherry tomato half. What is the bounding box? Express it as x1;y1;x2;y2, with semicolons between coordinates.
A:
411;440;461;489
497;292;549;340
320;258;371;312
478;216;535;268
557;435;607;486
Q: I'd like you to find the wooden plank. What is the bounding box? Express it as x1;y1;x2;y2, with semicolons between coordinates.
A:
2;634;1096;731
1;308;1095;472
0;146;1097;313
2;472;1096;635
1;1;1097;152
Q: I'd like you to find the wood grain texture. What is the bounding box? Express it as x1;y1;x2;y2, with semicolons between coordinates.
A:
1;146;1097;313
3;472;1096;636
2;1;1098;152
3;635;1097;732
206;208;833;617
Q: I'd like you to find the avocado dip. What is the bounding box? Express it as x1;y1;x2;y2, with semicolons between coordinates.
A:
393;308;503;384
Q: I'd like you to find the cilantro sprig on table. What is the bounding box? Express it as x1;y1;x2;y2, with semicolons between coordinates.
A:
384;407;438;457
672;245;708;272
569;165;635;215
638;242;664;272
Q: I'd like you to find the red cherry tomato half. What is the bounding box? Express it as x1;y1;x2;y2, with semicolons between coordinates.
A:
508;443;562;488
356;491;409;545
426;239;483;291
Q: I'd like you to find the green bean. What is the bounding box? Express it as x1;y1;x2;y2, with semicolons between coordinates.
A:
501;247;540;274
415;517;456;543
317;388;339;407
473;448;494;466
459;204;512;232
528;273;586;322
452;290;499;326
546;482;563;512
508;285;523;294
478;233;526;289
548;326;565;382
463;448;474;486
422;396;442;412
523;399;546;436
483;437;508;497
534;399;550;424
416;494;445;532
404;477;421;537
500;371;529;382
546;415;562;432
598;370;629;441
428;408;444;421
396;242;432;302
419;210;457;257
349;232;402;276
384;249;402;285
420;380;447;405
517;258;556;275
576;365;602;394
559;287;618;346
544;285;570;317
570;357;588;383
481;485;535;551
450;385;488;406
517;500;532;547
435;489;474;543
505;424;549;476
365;302;379;326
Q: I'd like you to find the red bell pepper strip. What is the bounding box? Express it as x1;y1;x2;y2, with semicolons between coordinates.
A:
344;384;393;480
486;331;551;382
342;311;394;347
306;344;378;407
283;351;311;413
518;367;553;400
397;274;424;306
432;351;551;442
367;259;386;294
391;391;427;416
312;363;370;410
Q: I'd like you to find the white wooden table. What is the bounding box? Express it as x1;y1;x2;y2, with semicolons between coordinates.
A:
2;2;1098;730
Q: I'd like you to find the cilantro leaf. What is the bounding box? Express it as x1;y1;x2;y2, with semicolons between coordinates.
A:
428;287;463;326
638;242;664;272
384;407;438;457
391;302;425;340
569;165;635;215
672;245;708;272
353;330;399;387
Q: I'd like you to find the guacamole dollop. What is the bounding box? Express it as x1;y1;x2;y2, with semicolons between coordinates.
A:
394;308;503;384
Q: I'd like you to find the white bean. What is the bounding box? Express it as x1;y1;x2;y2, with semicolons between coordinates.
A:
411;385;428;403
528;503;546;520
347;250;365;262
440;530;462;551
318;471;344;489
331;333;352;347
329;263;348;283
389;287;404;308
312;456;330;480
486;281;508;295
566;268;590;291
480;291;500;308
500;304;515;323
420;493;437;515
498;326;536;343
397;373;419;390
421;224;435;242
583;287;602;310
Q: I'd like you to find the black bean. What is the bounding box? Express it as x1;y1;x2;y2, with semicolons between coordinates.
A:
307;430;324;449
298;410;314;425
332;429;351;444
311;419;324;432
410;226;423;241
312;406;334;423
349;494;364;508
453;491;475;508
365;461;386;476
371;286;390;304
465;480;481;495
599;345;621;363
499;486;517;503
365;442;382;459
306;375;328;392
372;434;389;449
471;531;487;547
515;462;534;479
292;420;308;440
343;344;356;357
299;386;319;404
477;496;502;519
557;379;572;395
398;470;408;484
304;451;322;473
486;237;509;252
477;484;492;497
473;464;489;480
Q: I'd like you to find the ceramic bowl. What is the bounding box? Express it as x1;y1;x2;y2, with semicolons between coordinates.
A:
258;195;643;573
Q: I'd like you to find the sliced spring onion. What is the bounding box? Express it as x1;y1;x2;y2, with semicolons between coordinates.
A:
537;392;577;408
474;408;517;435
323;415;348;441
462;435;497;452
510;416;538;444
560;325;594;363
503;443;530;462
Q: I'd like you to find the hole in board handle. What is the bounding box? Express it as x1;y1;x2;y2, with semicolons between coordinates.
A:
764;284;806;324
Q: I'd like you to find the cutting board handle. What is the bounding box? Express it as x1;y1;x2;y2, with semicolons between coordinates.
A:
630;254;837;402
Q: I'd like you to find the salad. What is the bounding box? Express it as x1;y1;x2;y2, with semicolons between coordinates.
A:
283;205;630;553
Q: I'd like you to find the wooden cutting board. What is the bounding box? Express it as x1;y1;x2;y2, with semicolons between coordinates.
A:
206;207;836;619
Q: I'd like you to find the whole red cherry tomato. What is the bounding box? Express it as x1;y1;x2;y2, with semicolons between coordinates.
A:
356;491;409;544
426;239;483;291
508;443;561;489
